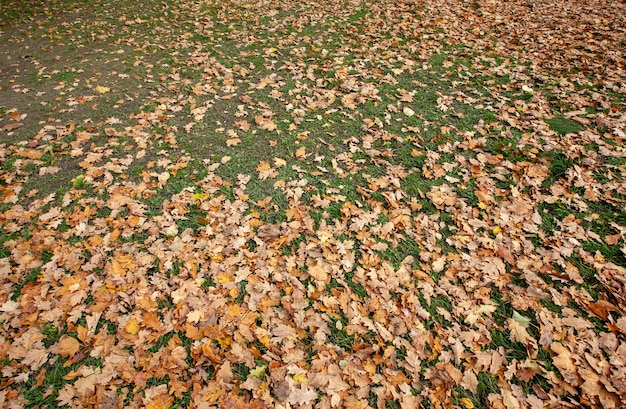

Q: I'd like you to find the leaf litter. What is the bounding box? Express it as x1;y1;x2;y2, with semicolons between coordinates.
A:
0;0;625;408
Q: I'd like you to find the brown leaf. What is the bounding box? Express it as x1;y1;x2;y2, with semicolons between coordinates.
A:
551;343;582;387
288;384;318;405
57;335;81;358
1;123;23;132
226;138;241;147
235;120;251;131
257;224;281;241
254;115;277;131
295;146;306;158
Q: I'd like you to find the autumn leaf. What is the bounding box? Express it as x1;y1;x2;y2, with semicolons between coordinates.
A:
254;115;277;131
57;335;81;358
2;0;625;407
274;157;287;168
295;146;306;158
145;394;174;409
95;85;110;94
551;343;582;387
125;318;140;335
2;123;23;132
288;384;318;405
255;161;277;180
234;120;251;131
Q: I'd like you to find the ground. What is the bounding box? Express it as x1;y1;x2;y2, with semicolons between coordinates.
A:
0;0;625;408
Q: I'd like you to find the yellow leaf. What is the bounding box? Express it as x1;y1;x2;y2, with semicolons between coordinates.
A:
492;226;502;235
250;365;266;378
258;335;270;348
95;85;110;94
125;318;140;335
192;192;209;201
217;273;231;283
217;336;231;347
459;397;474;409
293;374;307;383
256;161;271;172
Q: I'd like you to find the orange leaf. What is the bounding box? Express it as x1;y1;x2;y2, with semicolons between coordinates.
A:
146;394;174;409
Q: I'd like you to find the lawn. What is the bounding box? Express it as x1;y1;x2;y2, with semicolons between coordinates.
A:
0;0;625;408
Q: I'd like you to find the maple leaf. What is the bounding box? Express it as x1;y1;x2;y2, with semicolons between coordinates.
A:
255;161;276;180
254;115;277;131
125;318;140;335
274;157;287;168
235;120;251;131
2;0;626;405
501;389;520;409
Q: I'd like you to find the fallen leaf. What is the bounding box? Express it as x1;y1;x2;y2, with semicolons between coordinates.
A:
125;318;140;335
57;335;80;358
295;146;306;158
2;123;23;132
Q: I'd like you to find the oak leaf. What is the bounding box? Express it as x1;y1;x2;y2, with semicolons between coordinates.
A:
551;343;582;387
288;384;318;405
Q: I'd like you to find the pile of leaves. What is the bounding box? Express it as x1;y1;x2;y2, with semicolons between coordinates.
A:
0;0;625;408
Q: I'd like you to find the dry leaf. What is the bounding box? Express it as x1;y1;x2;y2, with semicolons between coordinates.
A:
57;335;80;358
295;146;306;158
125;318;140;335
2;123;23;132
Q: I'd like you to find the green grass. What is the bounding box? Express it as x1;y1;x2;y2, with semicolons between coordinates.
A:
545;116;583;135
